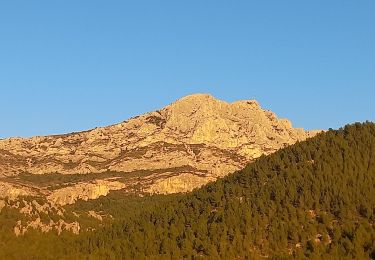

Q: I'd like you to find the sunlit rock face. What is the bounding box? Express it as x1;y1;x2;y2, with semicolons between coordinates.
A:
47;179;126;206
0;93;319;196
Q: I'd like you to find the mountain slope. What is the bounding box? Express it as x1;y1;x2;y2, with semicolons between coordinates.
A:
82;122;374;259
1;122;373;259
0;94;317;198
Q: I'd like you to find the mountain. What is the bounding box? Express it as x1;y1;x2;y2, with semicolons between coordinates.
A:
0;93;317;201
0;122;373;259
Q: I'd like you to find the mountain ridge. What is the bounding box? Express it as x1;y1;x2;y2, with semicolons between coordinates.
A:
0;94;319;198
0;93;323;236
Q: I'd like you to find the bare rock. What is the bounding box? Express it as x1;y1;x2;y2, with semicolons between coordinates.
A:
147;173;216;195
0;200;5;212
0;182;36;199
14;218;80;236
47;179;126;206
0;94;320;196
88;210;103;221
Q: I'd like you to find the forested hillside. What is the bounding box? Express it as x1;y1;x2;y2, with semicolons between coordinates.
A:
1;122;374;259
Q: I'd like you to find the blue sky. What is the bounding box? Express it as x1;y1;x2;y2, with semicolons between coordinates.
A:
0;1;374;138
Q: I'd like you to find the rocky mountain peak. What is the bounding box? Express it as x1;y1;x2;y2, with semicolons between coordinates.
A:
163;93;219;122
172;93;215;104
165;93;260;118
146;94;309;151
0;93;320;199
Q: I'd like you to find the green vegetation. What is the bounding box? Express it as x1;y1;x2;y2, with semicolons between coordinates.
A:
0;122;374;259
3;165;202;191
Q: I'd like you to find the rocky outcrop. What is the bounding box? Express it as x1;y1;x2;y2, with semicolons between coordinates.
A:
0;94;320;196
47;179;126;206
14;218;80;236
0;181;36;199
146;173;216;195
0;200;5;212
1;198;80;236
88;211;103;221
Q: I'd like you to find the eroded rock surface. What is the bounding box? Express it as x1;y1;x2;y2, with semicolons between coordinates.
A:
146;173;216;195
0;181;36;199
47;179;126;206
14;218;80;236
0;94;319;196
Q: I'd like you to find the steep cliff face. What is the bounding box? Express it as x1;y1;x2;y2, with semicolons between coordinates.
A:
0;94;319;197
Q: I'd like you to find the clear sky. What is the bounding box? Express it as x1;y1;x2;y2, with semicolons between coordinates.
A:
0;1;374;138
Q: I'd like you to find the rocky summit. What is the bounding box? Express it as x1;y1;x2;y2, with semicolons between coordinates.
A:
0;93;319;200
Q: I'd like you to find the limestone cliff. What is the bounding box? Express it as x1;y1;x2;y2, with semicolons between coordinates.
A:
0;93;319;196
